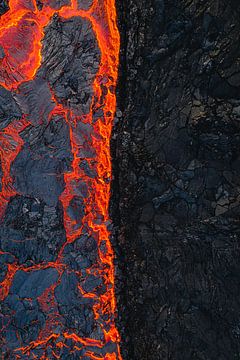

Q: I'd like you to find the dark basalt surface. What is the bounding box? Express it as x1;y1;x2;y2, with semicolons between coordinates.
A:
114;0;240;359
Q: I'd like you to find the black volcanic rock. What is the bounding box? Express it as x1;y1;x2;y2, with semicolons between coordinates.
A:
114;0;240;359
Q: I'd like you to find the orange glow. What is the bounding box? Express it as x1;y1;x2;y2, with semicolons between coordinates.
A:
0;0;122;359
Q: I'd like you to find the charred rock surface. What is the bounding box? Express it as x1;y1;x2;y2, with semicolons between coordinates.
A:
114;0;240;359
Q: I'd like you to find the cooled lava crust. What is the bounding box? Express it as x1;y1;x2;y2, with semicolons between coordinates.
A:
0;1;122;359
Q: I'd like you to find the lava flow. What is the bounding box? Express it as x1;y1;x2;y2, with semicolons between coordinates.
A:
0;0;122;359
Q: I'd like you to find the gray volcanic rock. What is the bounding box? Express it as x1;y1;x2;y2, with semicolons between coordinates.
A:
54;271;96;337
11;115;72;206
11;268;59;298
1;268;58;351
14;78;55;126
62;235;98;271
77;0;93;10
12;147;66;206
40;15;100;116
0;195;66;264
0;85;22;130
36;0;70;10
2;295;45;349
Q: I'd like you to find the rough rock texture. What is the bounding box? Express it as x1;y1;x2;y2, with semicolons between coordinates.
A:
114;0;240;359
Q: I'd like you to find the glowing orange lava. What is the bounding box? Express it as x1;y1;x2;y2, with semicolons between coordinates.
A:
0;0;122;358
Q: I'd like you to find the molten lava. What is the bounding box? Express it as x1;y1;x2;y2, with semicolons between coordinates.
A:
0;0;122;359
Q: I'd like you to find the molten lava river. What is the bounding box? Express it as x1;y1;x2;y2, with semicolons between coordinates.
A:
0;0;122;359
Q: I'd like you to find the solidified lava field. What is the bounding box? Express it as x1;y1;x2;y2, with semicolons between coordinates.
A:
1;0;240;359
0;0;122;359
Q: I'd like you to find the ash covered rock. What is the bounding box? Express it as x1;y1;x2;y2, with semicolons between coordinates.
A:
40;15;100;116
0;195;66;264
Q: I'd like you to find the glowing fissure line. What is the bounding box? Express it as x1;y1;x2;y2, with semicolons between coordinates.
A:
0;0;122;359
